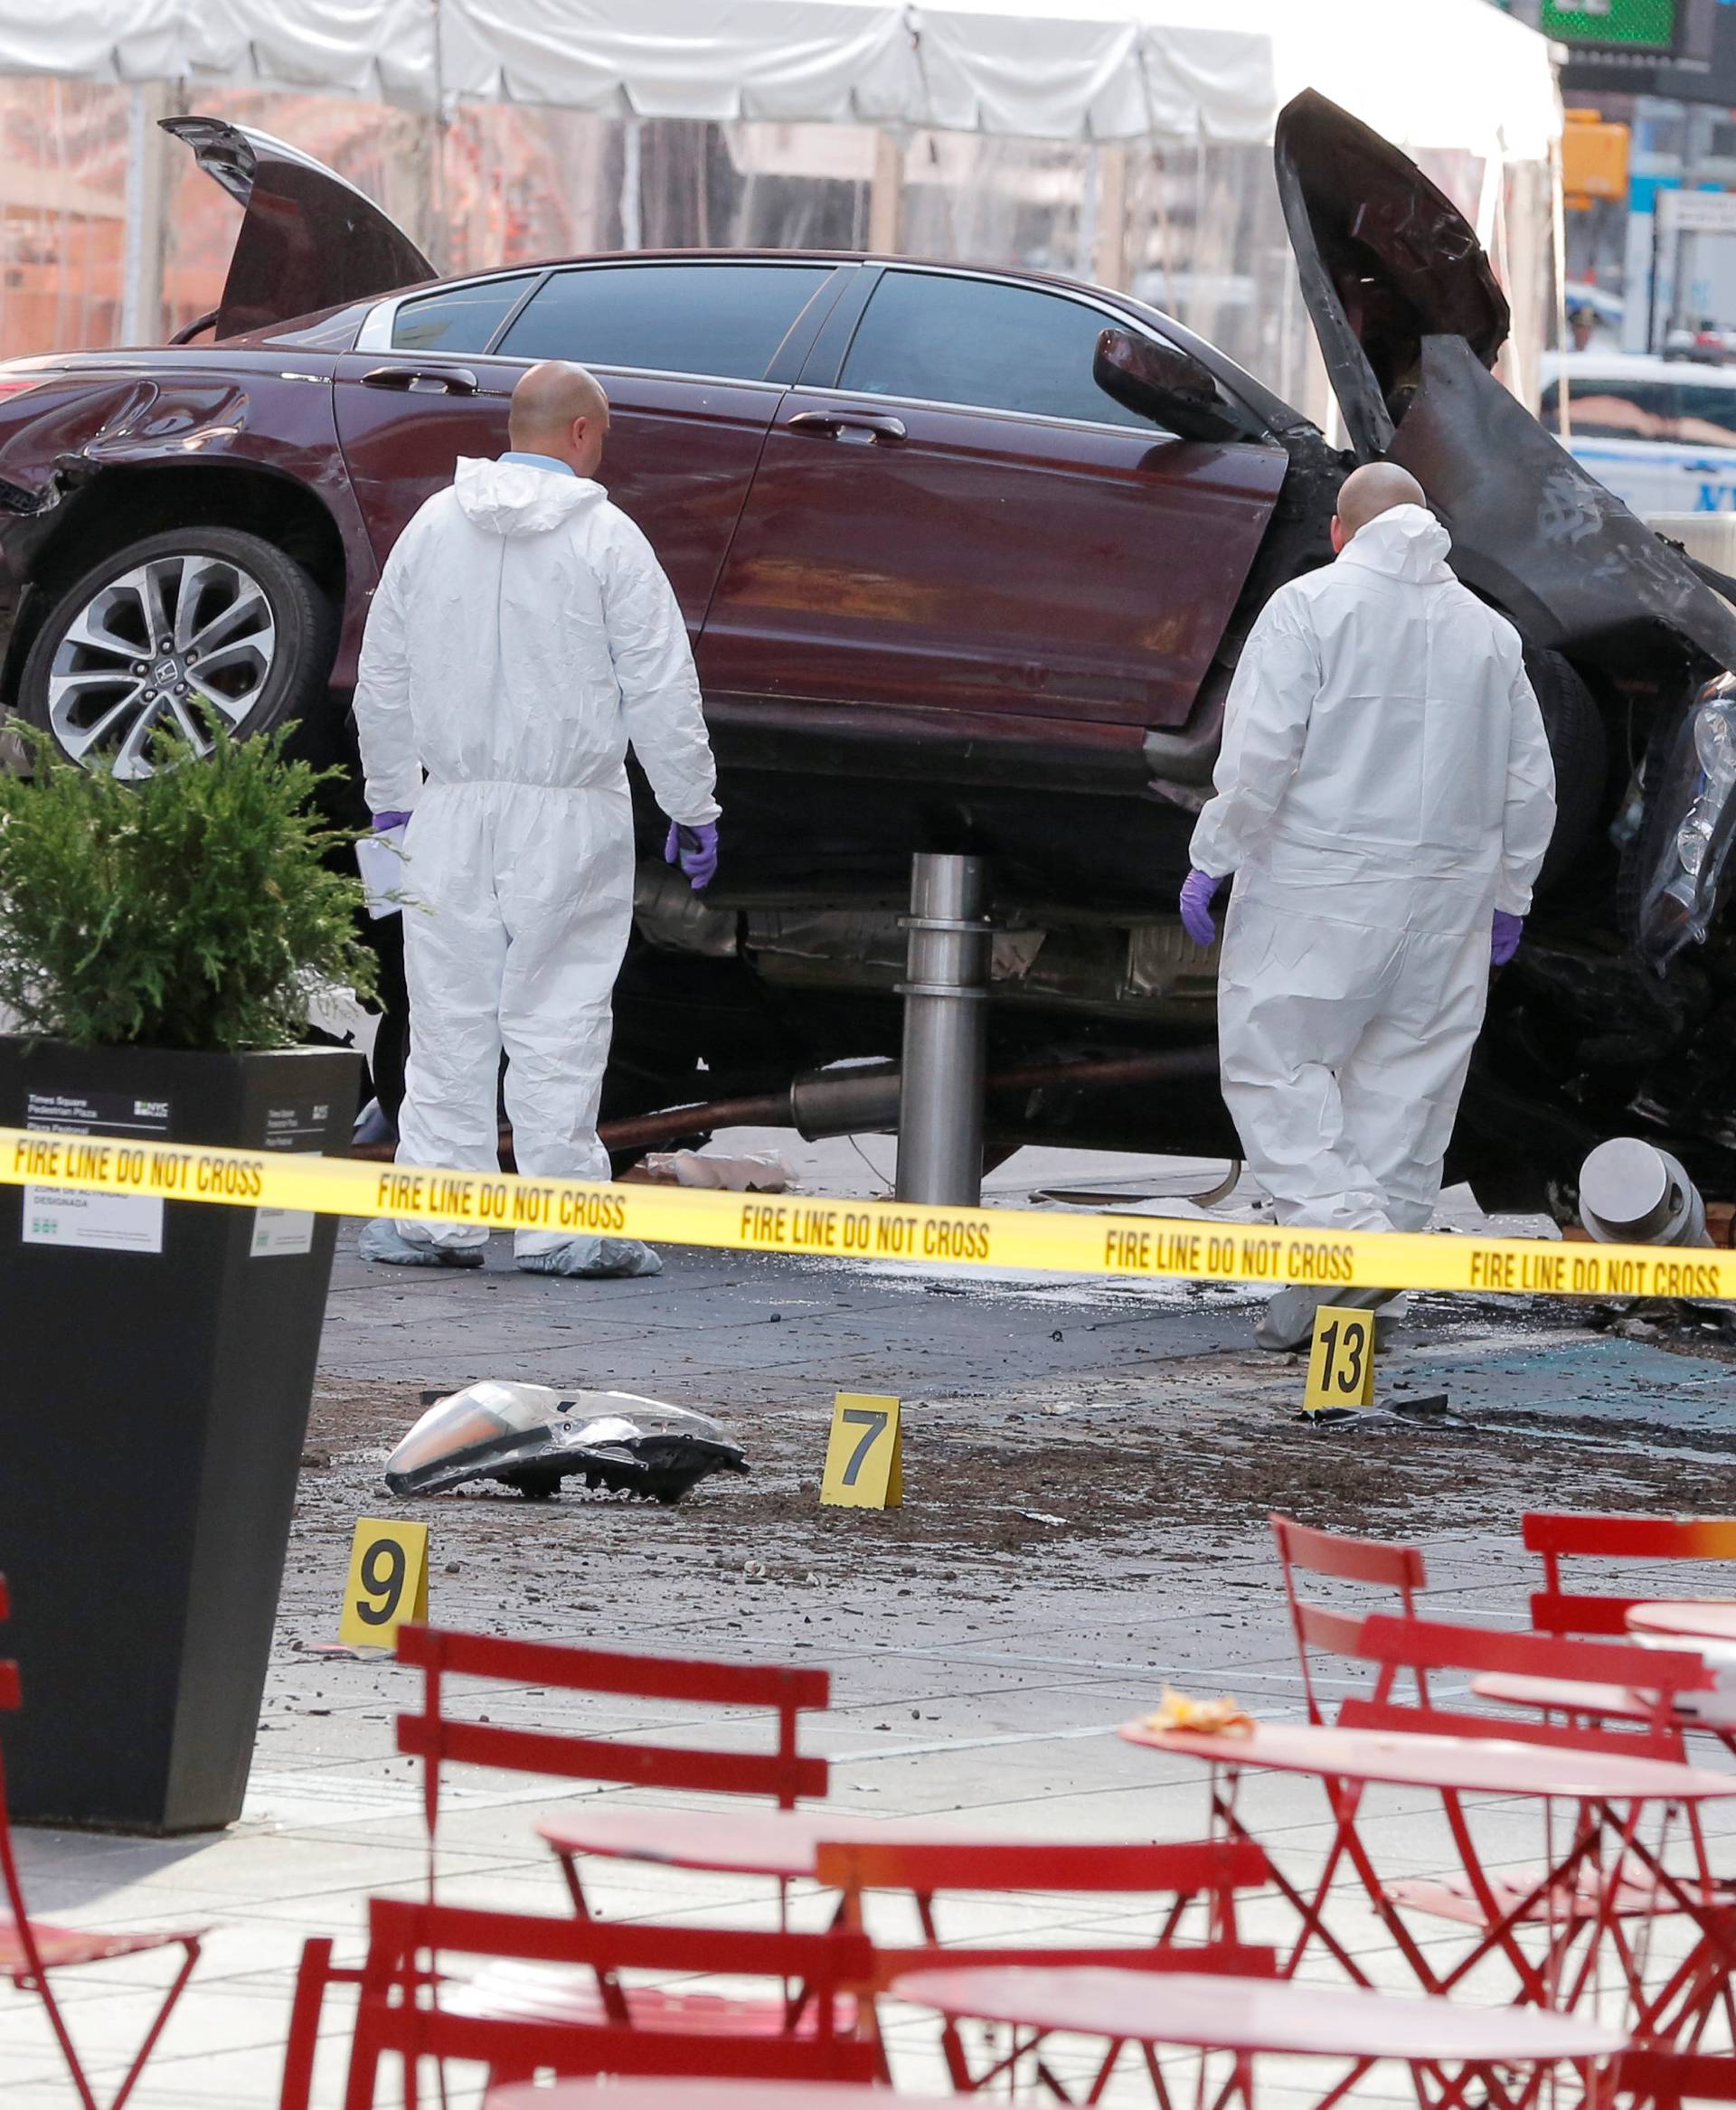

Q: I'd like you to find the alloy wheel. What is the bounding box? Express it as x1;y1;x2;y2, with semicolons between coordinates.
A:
45;551;278;777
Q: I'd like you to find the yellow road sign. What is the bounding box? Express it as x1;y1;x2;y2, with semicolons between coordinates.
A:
1304;1306;1376;1411
821;1392;903;1509
338;1517;429;1649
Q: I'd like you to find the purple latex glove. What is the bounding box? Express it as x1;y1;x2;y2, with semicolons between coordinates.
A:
1491;909;1524;966
1179;869;1222;947
371;810;412;832
665;819;719;890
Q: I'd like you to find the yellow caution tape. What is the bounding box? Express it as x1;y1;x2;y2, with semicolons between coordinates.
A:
2;1123;1729;1302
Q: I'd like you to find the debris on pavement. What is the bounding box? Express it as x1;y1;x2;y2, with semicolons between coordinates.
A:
1296;1392;1470;1435
639;1148;790;1191
383;1380;750;1503
1143;1686;1255;1736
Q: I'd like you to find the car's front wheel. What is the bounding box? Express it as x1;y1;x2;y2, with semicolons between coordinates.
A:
16;526;335;777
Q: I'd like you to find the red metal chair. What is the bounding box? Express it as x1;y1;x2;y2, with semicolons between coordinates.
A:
1475;1512;1736;1746
1253;1517;1434;1992
1269;1514;1428;1722
1344;1613;1706;1755
0;1576;205;2110
1525;1512;1736;1639
394;1625;830;1840
815;1836;1275;2097
1339;1614;1714;2019
281;1628;831;2109
337;1896;878;2109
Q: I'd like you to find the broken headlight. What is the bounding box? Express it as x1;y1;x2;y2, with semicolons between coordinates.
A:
1634;674;1736;966
384;1380;750;1504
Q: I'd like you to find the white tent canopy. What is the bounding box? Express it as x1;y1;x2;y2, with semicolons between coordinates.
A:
0;0;1556;161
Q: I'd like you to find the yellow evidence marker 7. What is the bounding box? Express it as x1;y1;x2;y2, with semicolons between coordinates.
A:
339;1517;429;1648
820;1391;903;1509
1304;1305;1376;1411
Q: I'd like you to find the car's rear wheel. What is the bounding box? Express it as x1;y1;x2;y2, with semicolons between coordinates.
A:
16;526;335;777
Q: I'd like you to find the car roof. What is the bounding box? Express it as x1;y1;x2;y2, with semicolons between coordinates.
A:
374;248;1301;436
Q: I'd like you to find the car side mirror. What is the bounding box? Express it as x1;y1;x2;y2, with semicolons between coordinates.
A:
1093;327;1244;442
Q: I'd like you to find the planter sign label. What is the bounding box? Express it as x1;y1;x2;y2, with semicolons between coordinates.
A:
21;1089;167;1255
250;1105;326;1258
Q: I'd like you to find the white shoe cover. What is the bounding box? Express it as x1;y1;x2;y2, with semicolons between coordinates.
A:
515;1237;663;1279
1255;1282;1394;1353
358;1218;486;1269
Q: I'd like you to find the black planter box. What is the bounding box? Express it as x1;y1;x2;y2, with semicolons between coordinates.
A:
0;1039;360;1832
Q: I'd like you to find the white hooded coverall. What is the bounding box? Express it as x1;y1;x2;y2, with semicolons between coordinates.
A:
353;457;720;1255
1189;504;1556;1234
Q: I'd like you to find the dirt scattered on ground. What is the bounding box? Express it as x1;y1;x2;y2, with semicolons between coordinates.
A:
294;1351;1732;1613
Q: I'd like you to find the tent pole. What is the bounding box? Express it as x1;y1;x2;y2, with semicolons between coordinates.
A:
1093;144;1127;289
869;130;901;252
620;116;643;250
1079;143;1099;283
120;82;168;346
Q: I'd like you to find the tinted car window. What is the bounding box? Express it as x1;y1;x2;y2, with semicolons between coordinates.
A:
496;263;833;381
1541;377;1680;442
392;275;537;353
1675;386;1736;447
838;271;1157;430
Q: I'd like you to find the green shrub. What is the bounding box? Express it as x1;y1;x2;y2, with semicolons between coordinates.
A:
0;728;375;1050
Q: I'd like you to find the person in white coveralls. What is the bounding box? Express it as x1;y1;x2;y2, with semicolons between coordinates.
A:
353;360;721;1277
1178;462;1556;1350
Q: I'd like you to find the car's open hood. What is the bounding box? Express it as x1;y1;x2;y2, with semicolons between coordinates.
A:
1277;89;1736;678
1278;89;1736;970
1275;89;1509;463
163;116;436;340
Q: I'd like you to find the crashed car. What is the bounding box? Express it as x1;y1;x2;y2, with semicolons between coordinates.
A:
0;94;1733;1204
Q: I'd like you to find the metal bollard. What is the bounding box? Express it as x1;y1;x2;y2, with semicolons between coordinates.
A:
1579;1136;1711;1248
895;853;992;1205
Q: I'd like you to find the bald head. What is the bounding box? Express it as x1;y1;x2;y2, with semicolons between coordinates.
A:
1333;462;1428;548
509;360;610;477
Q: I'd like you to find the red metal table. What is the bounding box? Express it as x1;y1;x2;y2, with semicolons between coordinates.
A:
893;1964;1625;2110
1628;1605;1736;1646
535;1806;977;1884
487;2087;966;2110
1470;1627;1736;2048
534;1807;1028;2030
1119;1718;1736;2024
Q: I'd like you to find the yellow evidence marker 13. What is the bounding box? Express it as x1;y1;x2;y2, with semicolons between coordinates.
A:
1304;1305;1376;1411
338;1517;429;1649
820;1392;903;1509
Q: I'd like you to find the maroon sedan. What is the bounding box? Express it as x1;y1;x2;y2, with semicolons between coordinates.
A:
1;96;1732;1201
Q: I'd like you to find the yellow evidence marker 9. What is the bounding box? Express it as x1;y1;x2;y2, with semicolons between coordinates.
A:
339;1517;429;1649
820;1392;903;1509
1304;1306;1376;1411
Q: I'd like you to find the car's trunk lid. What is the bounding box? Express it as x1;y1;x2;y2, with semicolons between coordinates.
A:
163;116;436;341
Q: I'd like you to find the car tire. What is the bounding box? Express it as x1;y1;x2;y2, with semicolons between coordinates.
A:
16;525;336;777
1526;648;1606;899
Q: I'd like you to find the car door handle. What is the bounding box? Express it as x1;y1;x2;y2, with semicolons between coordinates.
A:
360;365;481;396
785;409;907;447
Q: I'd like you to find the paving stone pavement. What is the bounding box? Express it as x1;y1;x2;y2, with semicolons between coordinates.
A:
4;1140;1733;2107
